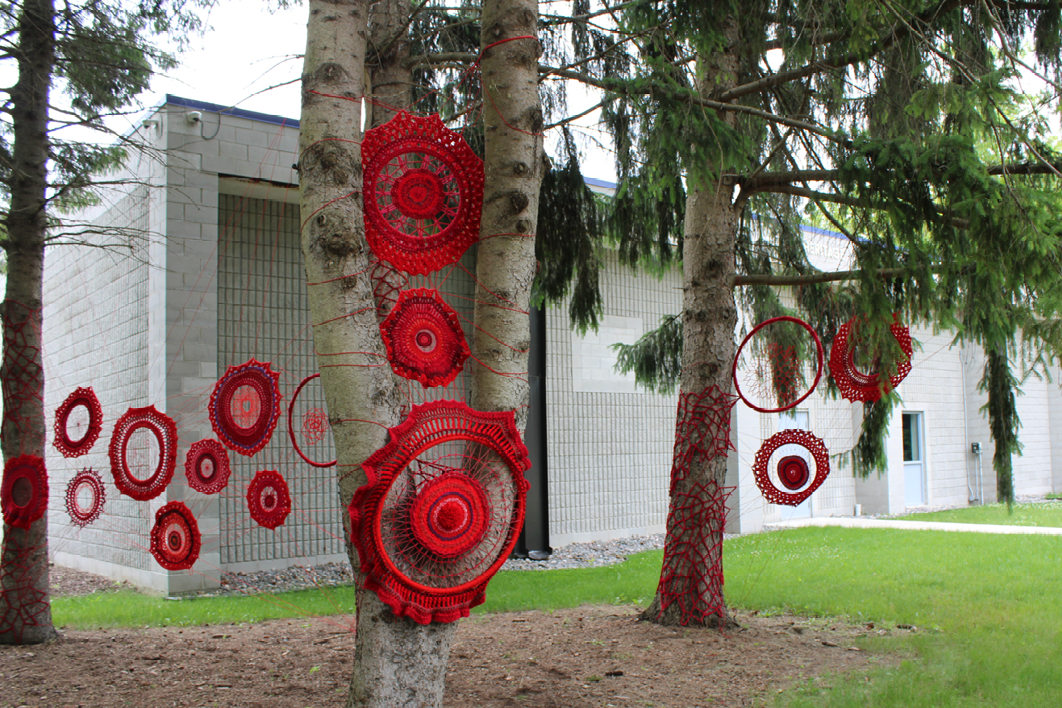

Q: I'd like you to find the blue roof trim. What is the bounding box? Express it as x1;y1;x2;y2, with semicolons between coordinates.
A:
164;95;300;128
584;176;617;189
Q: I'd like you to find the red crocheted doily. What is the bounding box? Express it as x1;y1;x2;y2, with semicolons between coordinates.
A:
362;111;484;275
380;288;470;388
733;316;824;414
247;469;291;530
150;501;201;571
829;315;913;402
65;468;105;527
209;359;282;456
1;455;48;530
752;429;830;506
184;439;232;495
108;405;178;501
286;374;336;468
53;386;103;458
349;400;529;625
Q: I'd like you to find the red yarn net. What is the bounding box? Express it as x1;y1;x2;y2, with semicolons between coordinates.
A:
53;386;103;458
209;359;282;456
752;429;831;506
184;439;232;495
733;316;824;413
247;469;292;530
829;315;913;402
670;386;738;495
1;455;48;530
350;400;529;625
108;405;177;501
286;374;336;469
0;545;50;643
1;302;43;454
380;288;470;388
150;501;202;571
65;468;105;527
362;111;484;275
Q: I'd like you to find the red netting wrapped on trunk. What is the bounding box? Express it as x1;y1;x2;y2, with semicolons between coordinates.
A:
1;455;48;530
185;439;232;495
209;359;282;456
53;386;103;458
753;429;830;506
670;386;738;495
380;288;470;388
65;468;105;527
349;400;529;625
247;469;292;530
108;405;178;501
733;316;824;413
150;501;201;571
362;111;484;275
829;315;913;402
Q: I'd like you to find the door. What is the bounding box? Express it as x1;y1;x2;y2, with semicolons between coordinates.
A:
903;412;926;507
779;410;812;518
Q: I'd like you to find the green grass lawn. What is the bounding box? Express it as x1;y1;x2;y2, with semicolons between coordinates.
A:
896;501;1062;527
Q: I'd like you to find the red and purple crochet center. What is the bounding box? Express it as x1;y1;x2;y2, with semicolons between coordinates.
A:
733;316;824;414
380;288;470;388
209;359;282;457
65;468;106;527
247;469;291;530
362;111;484;275
829;316;913;403
185;439;232;495
1;454;48;530
752;429;831;506
287;373;336;469
350;400;530;625
53;386;103;458
108;405;178;501
150;501;201;571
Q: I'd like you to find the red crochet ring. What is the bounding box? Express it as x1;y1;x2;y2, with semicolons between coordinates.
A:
209;359;282;456
150;501;201;571
247;469;291;530
53;386;103;458
65;468;105;527
362;111;484;275
752;429;830;507
1;455;48;530
287;374;336;468
380;288;470;388
185;439;232;495
829;315;913;402
109;405;178;501
733;316;824;414
350;400;529;625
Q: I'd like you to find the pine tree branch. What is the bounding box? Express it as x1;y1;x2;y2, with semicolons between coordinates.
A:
734;264;969;286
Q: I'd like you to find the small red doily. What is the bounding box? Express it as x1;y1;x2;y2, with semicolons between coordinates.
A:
53;386;103;458
362;111;484;275
65;468;105;527
380;288;470;388
108;405;178;501
286;374;336;468
247;469;291;530
829;315;913;402
209;359;282;457
150;501;201;571
184;439;232;495
409;472;491;558
752;429;830;506
1;455;48;530
733;316;824;413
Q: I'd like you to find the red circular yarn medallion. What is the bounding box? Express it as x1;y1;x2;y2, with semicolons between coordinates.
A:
752;429;830;507
286;374;336;468
380;288;470;388
209;359;282;456
1;455;48;530
108;405;178;501
409;472;490;558
393;169;445;218
65;468;105;527
184;439;232;495
777;455;810;491
53;386;103;458
150;501;201;571
829;315;913;402
733;316;824;414
247;469;291;530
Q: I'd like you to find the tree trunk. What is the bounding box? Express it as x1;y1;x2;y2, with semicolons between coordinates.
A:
0;0;57;647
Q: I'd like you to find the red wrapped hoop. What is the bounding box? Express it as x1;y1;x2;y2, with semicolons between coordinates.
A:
53;386;103;458
108;405;178;501
209;359;282;457
380;288;470;388
829;316;913;402
1;455;48;530
247;469;291;530
150;501;201;571
184;439;232;495
65;468;105;527
733;316;824;414
287;374;336;468
752;429;830;506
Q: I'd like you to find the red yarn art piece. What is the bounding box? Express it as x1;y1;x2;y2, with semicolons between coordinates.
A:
350;400;529;625
362;111;484;275
670;386;738;495
150;501;201;571
829;316;913;402
65;468;105;527
185;439;232;495
1;455;47;530
108;405;178;501
380;288;470;388
247;469;292;530
209;359;282;456
53;386;102;458
287;374;336;468
733;316;824;413
753;429;831;506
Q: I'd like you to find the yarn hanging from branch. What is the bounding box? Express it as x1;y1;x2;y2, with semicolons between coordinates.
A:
53;386;103;458
829;315;913;402
1;455;48;530
150;501;201;571
380;288;470;388
752;429;830;507
209;359;282;457
108;405;178;501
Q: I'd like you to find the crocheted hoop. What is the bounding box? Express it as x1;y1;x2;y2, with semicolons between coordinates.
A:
287;374;336;468
65;468;105;527
752;429;830;506
108;405;178;501
350;400;530;625
247;469;291;530
209;359;282;456
380;288;470;388
185;439;232;495
150;501;201;571
829;316;913;402
53;386;103;458
362;111;484;275
1;455;48;530
733;316;824;413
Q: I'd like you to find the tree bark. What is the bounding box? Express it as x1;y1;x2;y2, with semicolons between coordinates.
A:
0;0;57;647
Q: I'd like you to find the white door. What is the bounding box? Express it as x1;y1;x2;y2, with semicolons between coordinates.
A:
903;412;926;507
779;410;812;518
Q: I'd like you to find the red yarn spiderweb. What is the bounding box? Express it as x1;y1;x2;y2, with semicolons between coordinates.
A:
209;359;282;456
53;386;103;458
184;439;232;495
670;386;738;494
150;501;201;571
247;469;292;530
1;455;48;530
108;405;177;501
350;400;529;625
287;374;336;468
753;429;831;506
733;316;824;414
362;111;484;275
380;288;470;388
829;316;913;402
65;468;105;527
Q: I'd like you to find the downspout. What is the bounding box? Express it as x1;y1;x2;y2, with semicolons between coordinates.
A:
960;340;976;503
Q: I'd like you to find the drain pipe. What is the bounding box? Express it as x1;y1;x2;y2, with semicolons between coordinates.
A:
960;341;977;503
974;442;985;505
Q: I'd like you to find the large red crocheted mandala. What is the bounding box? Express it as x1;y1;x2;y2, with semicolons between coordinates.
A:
53;386;103;458
150;501;201;571
380;288;470;388
108;405;178;501
349;400;529;625
1;455;48;530
362;111;484;275
752;429;830;506
829;315;913;402
209;359;282;457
